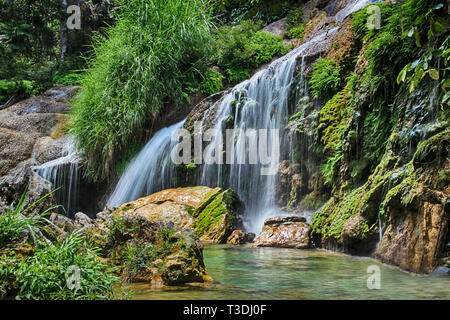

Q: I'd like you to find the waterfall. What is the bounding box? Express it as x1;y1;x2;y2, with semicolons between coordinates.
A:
107;0;381;233
107;120;185;207
196;29;339;233
34;139;81;218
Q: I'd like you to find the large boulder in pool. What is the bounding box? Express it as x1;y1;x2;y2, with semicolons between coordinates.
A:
252;216;311;249
114;186;244;243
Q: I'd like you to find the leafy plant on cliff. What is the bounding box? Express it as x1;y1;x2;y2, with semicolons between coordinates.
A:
200;68;225;95
214;20;289;83
286;7;306;39
70;0;214;181
309;58;342;101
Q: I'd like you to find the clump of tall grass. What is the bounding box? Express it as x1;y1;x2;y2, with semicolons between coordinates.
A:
14;230;120;300
70;0;213;181
0;189;58;247
0;191;121;300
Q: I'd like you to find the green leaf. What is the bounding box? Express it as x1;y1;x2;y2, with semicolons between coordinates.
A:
428;68;440;80
432;20;448;32
442;91;450;104
397;67;408;84
414;27;422;47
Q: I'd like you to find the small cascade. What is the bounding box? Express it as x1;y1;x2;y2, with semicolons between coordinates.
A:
107;120;185;207
34;139;81;218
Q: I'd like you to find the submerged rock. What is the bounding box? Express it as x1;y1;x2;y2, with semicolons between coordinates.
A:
114;186;244;243
252;216;311;249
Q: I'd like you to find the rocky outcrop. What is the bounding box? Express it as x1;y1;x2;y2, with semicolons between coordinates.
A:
252;216;311;249
227;230;256;245
114;186;244;243
0;86;78;211
103;215;211;285
375;183;448;274
0;86;107;216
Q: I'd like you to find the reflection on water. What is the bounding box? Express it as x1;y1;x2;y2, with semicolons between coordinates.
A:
129;245;450;300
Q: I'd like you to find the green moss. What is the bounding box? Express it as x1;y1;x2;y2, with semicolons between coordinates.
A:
214;20;290;84
311;188;362;241
193;189;238;241
317;82;354;186
413;129;450;164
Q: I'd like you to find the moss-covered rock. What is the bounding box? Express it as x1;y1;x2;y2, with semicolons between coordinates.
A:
102;215;211;285
114;186;244;243
193;188;244;243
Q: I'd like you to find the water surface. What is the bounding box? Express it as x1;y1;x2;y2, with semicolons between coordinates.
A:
130;245;450;300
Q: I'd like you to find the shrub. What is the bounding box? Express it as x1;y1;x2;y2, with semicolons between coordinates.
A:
122;242;157;280
286;8;306;39
200;69;225;95
288;23;306;39
14;231;119;300
70;0;213;181
214;20;289;83
309;58;342;101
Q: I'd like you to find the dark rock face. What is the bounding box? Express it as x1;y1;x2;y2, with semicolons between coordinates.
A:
252;216;311;249
0;86;105;217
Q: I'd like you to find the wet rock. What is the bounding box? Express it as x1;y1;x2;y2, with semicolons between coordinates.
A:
74;212;94;229
49;213;75;233
96;206;116;223
183;92;225;134
252;216;311;249
264;215;307;225
263;18;287;37
0;86;78;210
114;186;244;243
227;230;256;245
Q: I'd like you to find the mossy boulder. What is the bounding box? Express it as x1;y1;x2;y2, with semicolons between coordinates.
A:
114;186;244;244
102;215;211;286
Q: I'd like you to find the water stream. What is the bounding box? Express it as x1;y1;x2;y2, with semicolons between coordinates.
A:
33;139;81;218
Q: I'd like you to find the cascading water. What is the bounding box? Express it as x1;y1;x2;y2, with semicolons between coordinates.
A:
196;28;339;233
33;139;81;218
107;120;185;207
107;0;382;234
